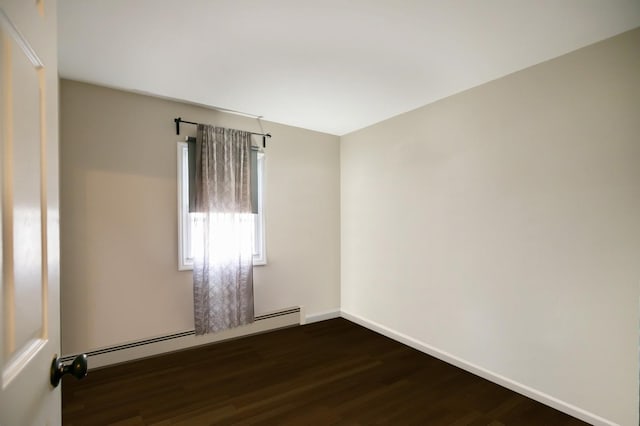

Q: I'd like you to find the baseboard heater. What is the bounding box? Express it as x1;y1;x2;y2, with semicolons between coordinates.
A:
60;307;301;365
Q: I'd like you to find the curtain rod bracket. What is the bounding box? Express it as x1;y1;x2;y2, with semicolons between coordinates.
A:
175;117;181;135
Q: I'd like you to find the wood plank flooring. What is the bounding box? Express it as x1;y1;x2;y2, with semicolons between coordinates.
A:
62;318;589;425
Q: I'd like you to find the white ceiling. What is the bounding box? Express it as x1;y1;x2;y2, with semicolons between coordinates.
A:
58;0;640;135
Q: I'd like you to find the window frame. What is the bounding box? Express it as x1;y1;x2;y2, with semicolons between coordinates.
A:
177;142;266;271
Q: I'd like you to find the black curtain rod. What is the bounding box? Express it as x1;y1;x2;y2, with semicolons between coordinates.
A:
174;117;271;147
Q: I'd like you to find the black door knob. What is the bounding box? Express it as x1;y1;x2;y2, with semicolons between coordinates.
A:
50;354;88;387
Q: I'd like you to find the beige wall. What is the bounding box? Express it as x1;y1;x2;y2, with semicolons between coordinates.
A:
60;80;341;354
341;28;639;426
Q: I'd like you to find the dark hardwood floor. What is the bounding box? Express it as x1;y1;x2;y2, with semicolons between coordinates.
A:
62;318;588;425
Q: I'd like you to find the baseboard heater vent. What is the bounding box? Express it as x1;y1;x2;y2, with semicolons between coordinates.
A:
60;306;301;365
254;307;300;321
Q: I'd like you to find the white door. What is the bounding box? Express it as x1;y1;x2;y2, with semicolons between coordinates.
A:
0;0;61;425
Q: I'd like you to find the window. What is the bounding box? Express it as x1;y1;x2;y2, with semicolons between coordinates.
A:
177;142;266;270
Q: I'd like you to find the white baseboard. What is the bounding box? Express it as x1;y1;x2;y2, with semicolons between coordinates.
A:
71;308;300;370
340;310;616;426
305;308;341;324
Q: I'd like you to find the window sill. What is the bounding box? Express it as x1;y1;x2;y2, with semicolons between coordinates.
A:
179;260;267;271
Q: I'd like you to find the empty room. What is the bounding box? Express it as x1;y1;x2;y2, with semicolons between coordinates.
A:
1;1;639;425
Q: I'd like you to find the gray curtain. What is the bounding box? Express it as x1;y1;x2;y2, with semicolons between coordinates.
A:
192;124;255;335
